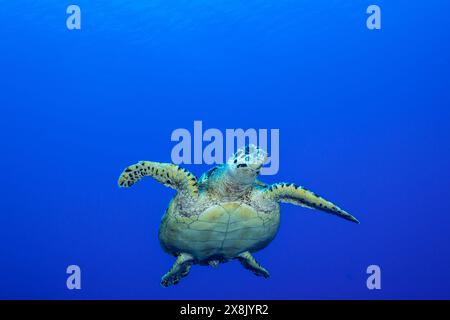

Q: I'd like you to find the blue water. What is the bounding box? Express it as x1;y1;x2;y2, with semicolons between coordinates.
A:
1;1;450;299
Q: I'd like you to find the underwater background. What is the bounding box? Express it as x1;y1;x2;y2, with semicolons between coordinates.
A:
1;1;450;299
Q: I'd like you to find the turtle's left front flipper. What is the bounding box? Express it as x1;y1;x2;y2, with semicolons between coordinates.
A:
118;161;199;198
264;183;359;223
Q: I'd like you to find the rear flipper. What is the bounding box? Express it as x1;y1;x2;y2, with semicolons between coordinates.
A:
237;251;270;278
161;253;194;287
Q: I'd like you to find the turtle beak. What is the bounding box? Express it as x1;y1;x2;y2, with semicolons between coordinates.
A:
226;144;268;182
228;145;268;168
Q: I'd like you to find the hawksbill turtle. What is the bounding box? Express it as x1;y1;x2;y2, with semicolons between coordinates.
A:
118;145;358;287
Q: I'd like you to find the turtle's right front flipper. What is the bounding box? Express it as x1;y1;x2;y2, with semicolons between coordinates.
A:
118;161;199;198
263;183;359;223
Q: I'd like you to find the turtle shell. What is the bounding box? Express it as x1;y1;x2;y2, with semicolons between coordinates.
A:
159;201;280;262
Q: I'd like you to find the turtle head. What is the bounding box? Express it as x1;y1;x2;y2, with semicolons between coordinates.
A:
226;144;267;185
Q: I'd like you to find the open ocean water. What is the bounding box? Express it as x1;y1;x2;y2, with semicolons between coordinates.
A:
1;1;450;299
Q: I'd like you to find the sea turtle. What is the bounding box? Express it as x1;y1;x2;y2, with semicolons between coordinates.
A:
118;145;358;287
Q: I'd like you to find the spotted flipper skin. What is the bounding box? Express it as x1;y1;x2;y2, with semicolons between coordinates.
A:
118;161;199;198
264;183;359;223
237;251;270;278
161;253;194;287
